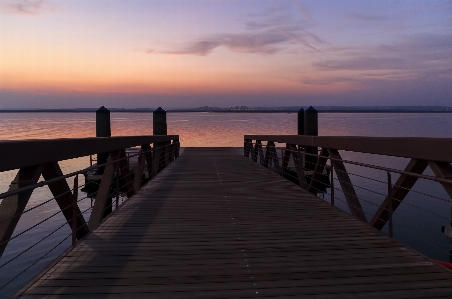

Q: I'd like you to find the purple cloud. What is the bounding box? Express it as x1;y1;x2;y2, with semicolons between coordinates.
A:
151;3;323;56
169;32;287;56
0;0;55;15
314;34;452;75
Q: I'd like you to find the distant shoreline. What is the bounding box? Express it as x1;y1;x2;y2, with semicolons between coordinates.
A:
0;109;451;113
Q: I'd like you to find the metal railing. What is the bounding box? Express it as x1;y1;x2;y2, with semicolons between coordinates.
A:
244;135;452;263
0;135;179;297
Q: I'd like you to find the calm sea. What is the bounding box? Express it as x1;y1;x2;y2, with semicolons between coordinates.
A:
0;112;451;297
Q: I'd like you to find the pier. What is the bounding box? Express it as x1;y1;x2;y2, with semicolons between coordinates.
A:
1;108;452;298
13;148;452;298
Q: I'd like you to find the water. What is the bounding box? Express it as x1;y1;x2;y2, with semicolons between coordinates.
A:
0;112;451;297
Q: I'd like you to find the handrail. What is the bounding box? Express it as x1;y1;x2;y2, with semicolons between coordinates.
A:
0;135;179;172
244;135;452;263
245;135;452;162
0;136;180;295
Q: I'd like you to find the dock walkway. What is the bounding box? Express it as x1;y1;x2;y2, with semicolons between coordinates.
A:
18;148;452;298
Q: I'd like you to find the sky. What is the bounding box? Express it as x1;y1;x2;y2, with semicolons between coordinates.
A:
0;0;451;108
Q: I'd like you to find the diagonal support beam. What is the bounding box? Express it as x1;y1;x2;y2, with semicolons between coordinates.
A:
268;142;281;173
371;159;428;230
328;149;367;223
281;144;291;176
252;141;261;163
142;144;153;179
42;162;89;240
133;149;145;192
428;161;452;202
428;161;452;229
308;148;329;194
263;142;270;168
88;150;120;231
244;139;252;158
0;165;45;258
289;144;307;189
258;141;265;166
119;149;135;198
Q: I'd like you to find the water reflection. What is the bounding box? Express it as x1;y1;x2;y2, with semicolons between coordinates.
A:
0;112;451;297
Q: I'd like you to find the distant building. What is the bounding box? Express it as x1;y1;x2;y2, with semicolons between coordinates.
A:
230;106;250;110
198;106;219;110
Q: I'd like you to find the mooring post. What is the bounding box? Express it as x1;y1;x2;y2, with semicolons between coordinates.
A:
298;108;305;136
96;106;111;174
304;106;318;171
153;107;167;174
96;106;112;216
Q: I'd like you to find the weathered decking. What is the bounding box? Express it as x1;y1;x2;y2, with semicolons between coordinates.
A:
18;148;452;298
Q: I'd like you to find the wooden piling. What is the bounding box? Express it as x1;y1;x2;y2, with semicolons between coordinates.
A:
96;106;112;216
153;107;167;174
304;106;318;171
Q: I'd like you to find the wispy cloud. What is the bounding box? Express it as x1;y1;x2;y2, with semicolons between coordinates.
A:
307;33;452;89
0;0;55;15
314;34;452;73
164;32;289;56
151;3;324;56
345;13;387;22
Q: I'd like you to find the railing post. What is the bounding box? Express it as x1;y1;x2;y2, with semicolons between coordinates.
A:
282;143;291;176
115;164;119;210
72;175;78;247
330;163;334;206
174;139;180;158
253;140;261;163
244;139;252;157
387;171;394;238
263;142;270;168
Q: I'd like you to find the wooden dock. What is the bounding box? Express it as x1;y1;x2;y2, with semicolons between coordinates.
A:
17;148;452;298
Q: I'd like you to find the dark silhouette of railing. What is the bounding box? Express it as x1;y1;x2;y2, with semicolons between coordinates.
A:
0;135;179;293
245;135;452;260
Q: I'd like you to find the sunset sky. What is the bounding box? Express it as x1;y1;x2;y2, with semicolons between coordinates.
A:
1;0;451;108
